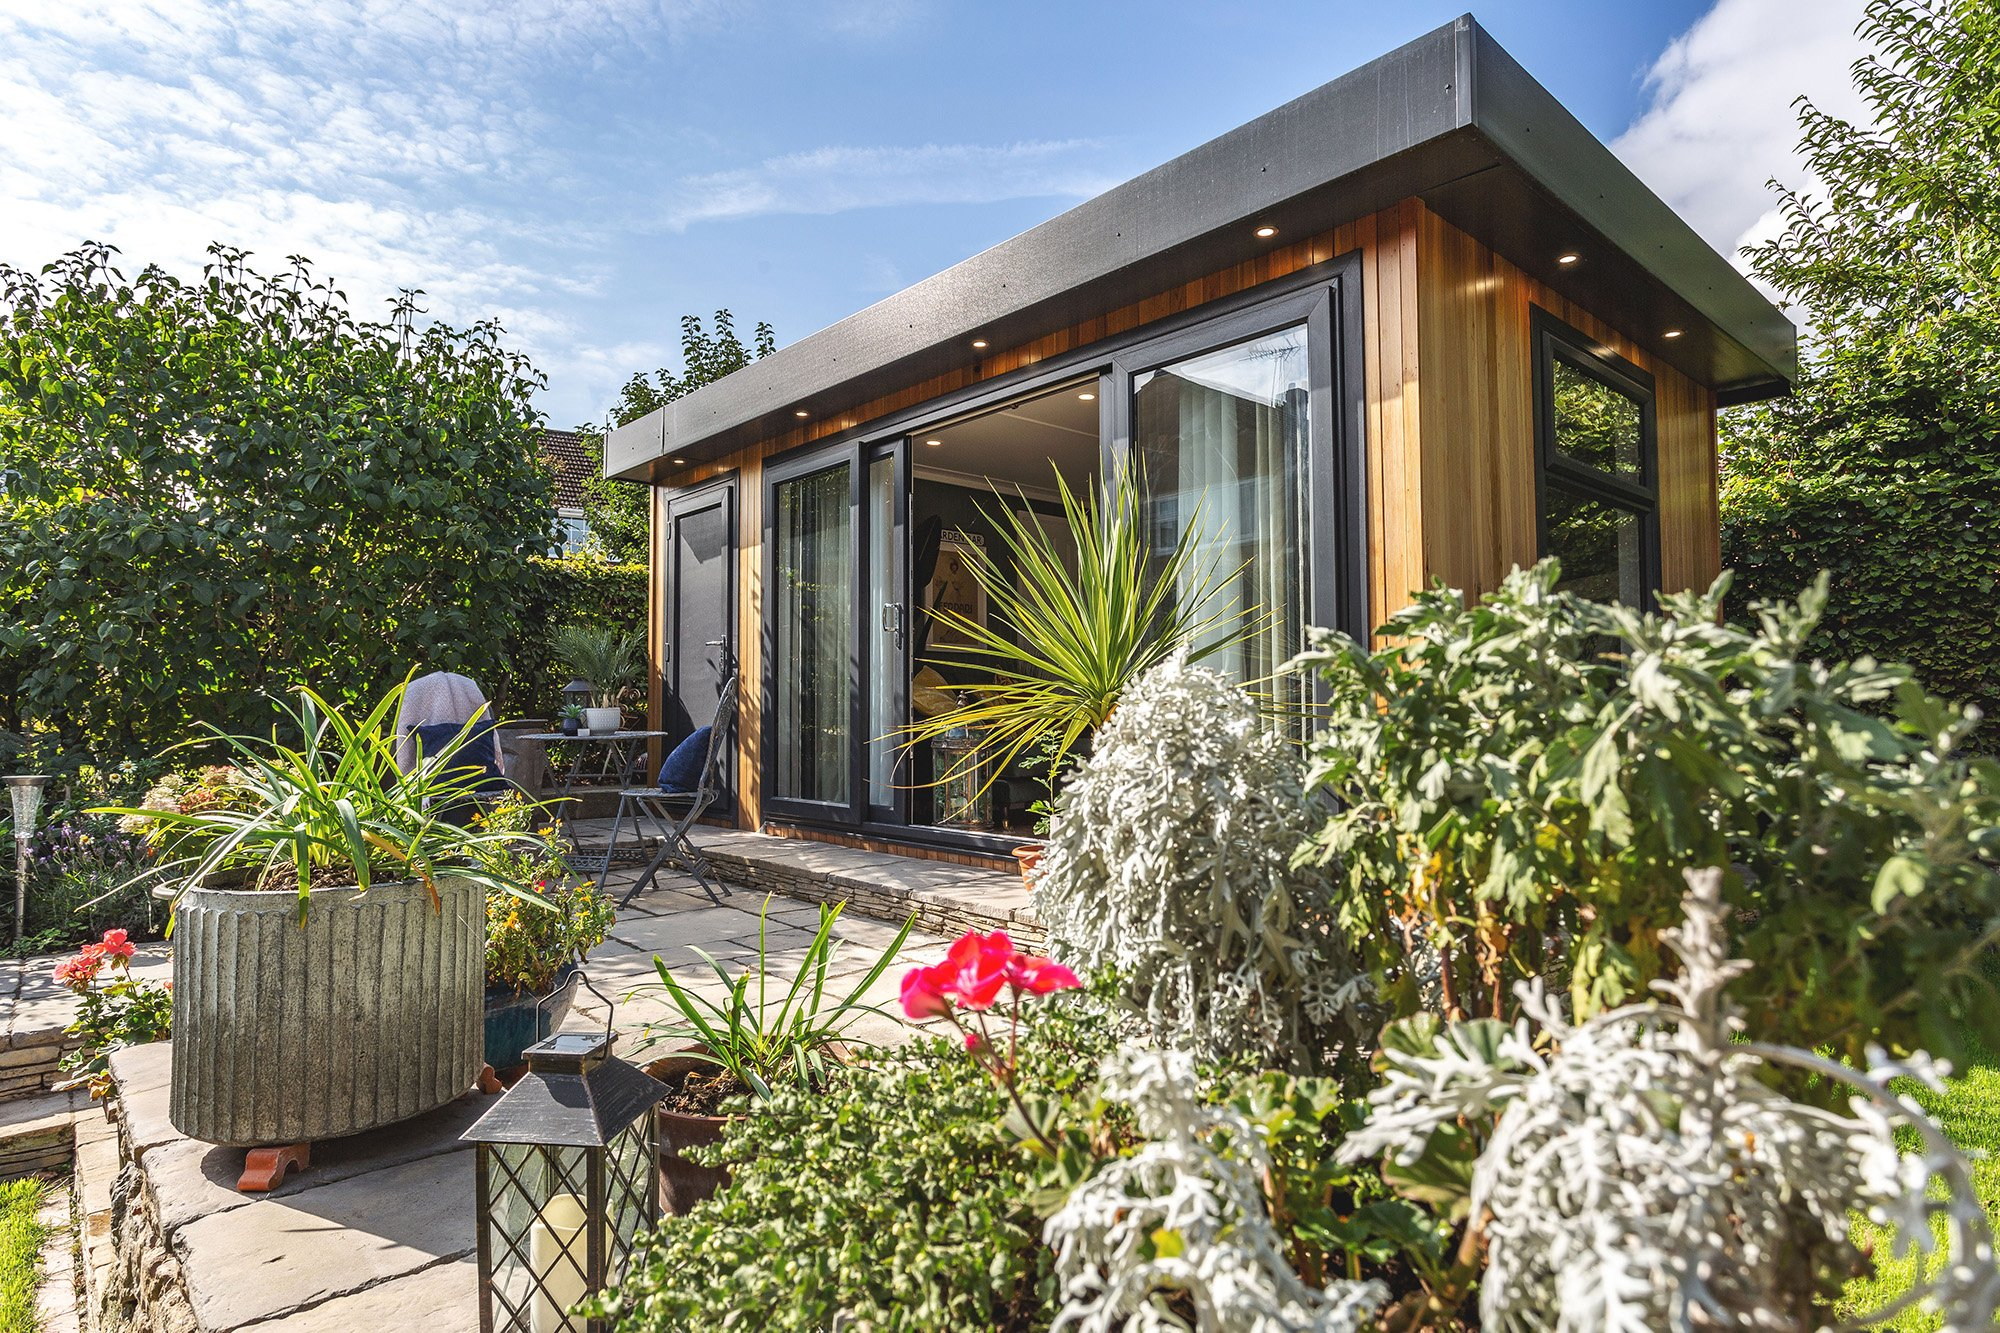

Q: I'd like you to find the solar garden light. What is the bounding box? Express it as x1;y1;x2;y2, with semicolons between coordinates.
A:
3;776;51;945
462;975;667;1333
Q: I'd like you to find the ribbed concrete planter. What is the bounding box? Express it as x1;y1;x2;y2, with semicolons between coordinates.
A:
169;875;484;1147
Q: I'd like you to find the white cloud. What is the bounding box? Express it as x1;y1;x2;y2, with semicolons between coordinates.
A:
664;140;1116;229
1613;0;1874;277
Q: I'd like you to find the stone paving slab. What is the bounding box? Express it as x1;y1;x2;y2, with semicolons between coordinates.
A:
177;1142;475;1330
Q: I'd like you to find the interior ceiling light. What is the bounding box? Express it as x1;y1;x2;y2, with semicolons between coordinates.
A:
1663;328;1684;339
1254;225;1278;238
1557;252;1580;266
1078;392;1096;401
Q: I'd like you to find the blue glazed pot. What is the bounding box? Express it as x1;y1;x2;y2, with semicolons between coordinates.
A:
483;964;582;1072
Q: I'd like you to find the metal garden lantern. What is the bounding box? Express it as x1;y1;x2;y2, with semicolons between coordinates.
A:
3;775;51;945
462;981;667;1333
560;678;593;717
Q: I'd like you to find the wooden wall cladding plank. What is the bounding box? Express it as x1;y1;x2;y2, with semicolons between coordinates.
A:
1414;204;1721;604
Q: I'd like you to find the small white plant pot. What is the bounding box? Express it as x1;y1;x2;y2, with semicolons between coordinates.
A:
582;707;622;735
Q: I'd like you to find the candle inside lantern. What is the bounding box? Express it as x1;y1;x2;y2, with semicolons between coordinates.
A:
528;1192;589;1333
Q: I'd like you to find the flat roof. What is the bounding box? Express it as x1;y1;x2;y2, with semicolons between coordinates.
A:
608;13;1796;482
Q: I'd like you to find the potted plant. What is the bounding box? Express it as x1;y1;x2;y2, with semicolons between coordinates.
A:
636;898;913;1213
473;795;614;1072
900;466;1252;880
107;683;560;1148
551;624;642;735
559;702;582;737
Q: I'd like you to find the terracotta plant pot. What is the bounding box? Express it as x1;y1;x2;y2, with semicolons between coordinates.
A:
644;1041;851;1215
645;1050;736;1216
1013;844;1044;884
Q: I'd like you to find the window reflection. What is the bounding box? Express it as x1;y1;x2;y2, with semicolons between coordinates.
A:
1132;324;1309;712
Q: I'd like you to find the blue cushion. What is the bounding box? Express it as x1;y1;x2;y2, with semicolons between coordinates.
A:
658;726;711;793
410;713;506;793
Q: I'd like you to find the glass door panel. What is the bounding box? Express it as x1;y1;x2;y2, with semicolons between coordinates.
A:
771;461;854;811
1131;323;1310;712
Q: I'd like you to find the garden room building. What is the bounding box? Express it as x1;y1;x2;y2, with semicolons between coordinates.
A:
602;13;1798;866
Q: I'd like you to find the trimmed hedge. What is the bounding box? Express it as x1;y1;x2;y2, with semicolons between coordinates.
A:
494;556;647;720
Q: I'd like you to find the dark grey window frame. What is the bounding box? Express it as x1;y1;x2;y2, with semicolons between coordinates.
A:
1531;306;1661;604
760;252;1368;852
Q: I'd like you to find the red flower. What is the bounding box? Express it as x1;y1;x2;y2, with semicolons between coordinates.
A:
1009;954;1081;997
899;966;953;1020
897;929;1082;1022
938;930;1016;1011
98;929;135;961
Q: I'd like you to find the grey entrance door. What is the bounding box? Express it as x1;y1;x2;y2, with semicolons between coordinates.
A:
665;477;736;814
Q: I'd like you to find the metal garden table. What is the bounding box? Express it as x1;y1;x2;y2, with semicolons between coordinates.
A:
516;729;671;865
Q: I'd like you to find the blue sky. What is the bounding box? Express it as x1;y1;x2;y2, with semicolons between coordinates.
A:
0;0;1869;427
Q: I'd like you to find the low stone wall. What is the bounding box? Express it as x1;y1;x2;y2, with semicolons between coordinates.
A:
0;1032;78;1103
94;1076;200;1333
693;833;1047;950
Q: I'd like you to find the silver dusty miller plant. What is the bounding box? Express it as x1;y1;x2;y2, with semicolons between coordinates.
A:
1339;867;2000;1332
1045;1045;1385;1333
1036;652;1367;1070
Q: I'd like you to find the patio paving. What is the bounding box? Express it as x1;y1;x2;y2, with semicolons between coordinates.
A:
79;859;953;1332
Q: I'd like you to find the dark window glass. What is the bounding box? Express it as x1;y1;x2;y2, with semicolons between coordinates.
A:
1551;354;1645;478
1545;485;1644;607
772;464;852;805
1535;310;1658;609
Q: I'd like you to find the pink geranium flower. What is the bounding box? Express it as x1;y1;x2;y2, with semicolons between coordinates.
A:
897;929;1081;1020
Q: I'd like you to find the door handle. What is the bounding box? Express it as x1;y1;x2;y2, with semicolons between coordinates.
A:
881;603;905;649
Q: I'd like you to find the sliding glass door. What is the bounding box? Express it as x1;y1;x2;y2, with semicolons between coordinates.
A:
764;441;906;825
762;259;1363;844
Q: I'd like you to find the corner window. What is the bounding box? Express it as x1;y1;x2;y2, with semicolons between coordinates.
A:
1533;310;1658;607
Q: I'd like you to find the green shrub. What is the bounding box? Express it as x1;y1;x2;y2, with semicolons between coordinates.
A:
599;1000;1116;1333
1295;560;2000;1071
493;556;646;717
0;244;554;756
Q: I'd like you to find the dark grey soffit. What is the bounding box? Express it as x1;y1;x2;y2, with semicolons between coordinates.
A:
607;14;1795;482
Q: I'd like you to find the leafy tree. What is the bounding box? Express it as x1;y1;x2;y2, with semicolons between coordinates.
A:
575;310;775;563
0;243;554;757
1722;0;2000;734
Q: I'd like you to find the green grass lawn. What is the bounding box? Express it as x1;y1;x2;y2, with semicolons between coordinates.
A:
0;1176;51;1331
1840;1038;2000;1330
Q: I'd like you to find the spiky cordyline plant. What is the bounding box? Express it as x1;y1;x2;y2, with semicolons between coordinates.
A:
105;680;553;920
899;464;1255;802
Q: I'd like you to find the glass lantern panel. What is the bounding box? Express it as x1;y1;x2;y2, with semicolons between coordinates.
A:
603;1115;658;1278
485;1143;602;1333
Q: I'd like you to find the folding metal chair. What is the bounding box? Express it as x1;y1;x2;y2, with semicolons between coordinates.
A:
596;675;737;907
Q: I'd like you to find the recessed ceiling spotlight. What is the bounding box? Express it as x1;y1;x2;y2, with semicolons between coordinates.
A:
1663;328;1684;339
1078;392;1096;401
794;409;809;418
672;457;687;464
1556;252;1580;266
925;438;943;447
1254;225;1277;239
970;339;989;350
